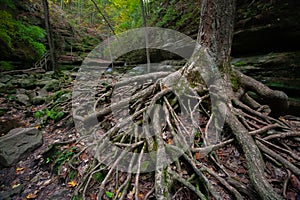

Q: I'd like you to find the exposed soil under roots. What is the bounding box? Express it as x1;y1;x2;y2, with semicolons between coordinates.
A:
71;61;300;200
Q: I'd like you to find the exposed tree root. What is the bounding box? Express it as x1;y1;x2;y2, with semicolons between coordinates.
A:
71;60;300;200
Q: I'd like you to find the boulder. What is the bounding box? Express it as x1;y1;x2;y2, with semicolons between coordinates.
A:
0;128;43;167
43;79;60;92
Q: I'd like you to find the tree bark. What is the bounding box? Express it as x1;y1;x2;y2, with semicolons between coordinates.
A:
42;0;56;71
198;0;235;78
194;0;282;199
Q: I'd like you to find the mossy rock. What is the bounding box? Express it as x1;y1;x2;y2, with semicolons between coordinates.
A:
43;79;60;92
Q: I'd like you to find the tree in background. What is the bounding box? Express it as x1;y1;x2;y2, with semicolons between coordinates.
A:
43;0;56;71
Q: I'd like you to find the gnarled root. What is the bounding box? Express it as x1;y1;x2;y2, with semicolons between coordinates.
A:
71;64;299;200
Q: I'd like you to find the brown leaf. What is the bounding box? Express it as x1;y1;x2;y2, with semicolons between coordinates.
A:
195;152;201;160
89;193;97;200
26;193;37;199
67;180;77;188
291;175;300;190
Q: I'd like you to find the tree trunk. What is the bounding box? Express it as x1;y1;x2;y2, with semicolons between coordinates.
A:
193;0;282;199
90;0;116;35
140;0;151;72
42;0;56;71
198;0;235;76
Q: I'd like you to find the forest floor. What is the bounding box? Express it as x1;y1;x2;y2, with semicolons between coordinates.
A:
0;68;300;200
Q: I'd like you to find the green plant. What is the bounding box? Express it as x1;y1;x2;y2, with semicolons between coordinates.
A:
0;0;15;9
0;10;46;58
92;172;105;183
233;61;247;67
16;22;46;57
105;191;114;199
43;145;78;174
0;61;14;71
34;107;65;123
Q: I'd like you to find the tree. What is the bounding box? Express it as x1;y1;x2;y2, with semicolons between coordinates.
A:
72;0;297;199
43;0;56;71
186;0;287;199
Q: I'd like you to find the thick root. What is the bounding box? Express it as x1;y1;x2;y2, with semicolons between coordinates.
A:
71;68;299;200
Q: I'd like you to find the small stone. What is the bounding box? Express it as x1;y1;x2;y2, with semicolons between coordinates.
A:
16;94;30;105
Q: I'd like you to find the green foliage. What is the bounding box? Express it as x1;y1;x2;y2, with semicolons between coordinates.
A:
92;172;105;183
51;90;70;101
156;5;178;27
71;195;83;200
104;0;142;32
233;61;247;67
0;10;46;58
16;22;46;57
231;74;241;91
0;61;14;71
105;191;114;199
56;0;142;33
0;0;16;9
147;0;201;29
0;10;14;47
34;107;65;123
43;145;78;174
68;170;77;180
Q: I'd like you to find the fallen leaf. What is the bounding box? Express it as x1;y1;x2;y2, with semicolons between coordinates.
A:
195;152;201;160
67;180;77;187
161;85;168;90
26;193;37;199
127;190;134;200
16;167;24;172
12;184;20;189
90;193;97;200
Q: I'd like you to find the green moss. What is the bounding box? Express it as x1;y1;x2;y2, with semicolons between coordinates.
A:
233;61;247;67
92;172;105;183
231;74;241;91
0;10;46;59
0;61;14;71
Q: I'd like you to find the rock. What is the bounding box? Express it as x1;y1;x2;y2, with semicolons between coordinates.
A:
16;94;30;106
31;88;48;105
43;79;60;92
60;93;71;101
0;128;43;167
18;78;36;89
233;1;300;56
16;88;27;95
0;83;6;92
0;75;13;83
32;96;45;105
